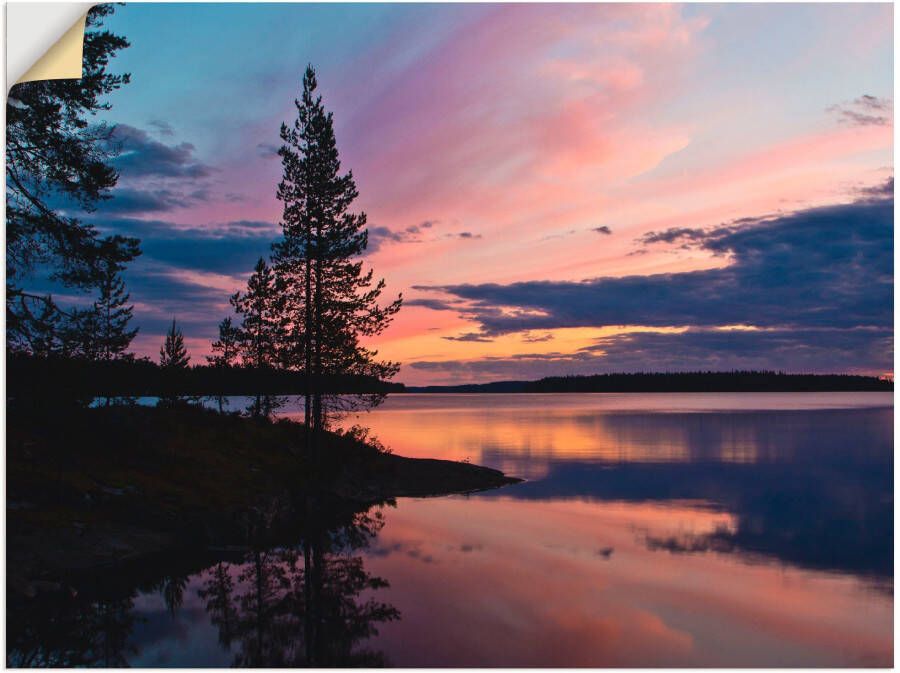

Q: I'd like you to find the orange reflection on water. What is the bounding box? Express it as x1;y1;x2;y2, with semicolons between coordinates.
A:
363;496;892;667
332;393;891;473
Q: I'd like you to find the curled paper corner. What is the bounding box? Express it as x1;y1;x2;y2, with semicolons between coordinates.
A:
16;13;87;85
7;3;93;92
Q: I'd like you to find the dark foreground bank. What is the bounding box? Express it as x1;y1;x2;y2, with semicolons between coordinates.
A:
7;404;518;598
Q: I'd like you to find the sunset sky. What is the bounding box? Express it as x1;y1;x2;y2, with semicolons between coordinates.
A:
55;3;892;385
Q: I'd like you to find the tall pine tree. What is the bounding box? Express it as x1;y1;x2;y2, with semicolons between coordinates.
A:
273;66;401;447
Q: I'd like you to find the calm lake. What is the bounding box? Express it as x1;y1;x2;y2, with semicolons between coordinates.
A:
11;392;893;666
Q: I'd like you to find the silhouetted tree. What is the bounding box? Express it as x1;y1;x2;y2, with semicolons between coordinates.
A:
93;248;138;362
272;65;401;452
158;318;190;407
231;258;285;417
208;317;240;368
159;319;189;369
9;294;63;357
34;237;137;388
207;316;240;412
232;258;282;369
60;306;102;360
6;5;140;353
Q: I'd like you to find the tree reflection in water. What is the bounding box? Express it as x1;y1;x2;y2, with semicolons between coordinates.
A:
199;497;400;666
8;497;400;667
8;592;138;667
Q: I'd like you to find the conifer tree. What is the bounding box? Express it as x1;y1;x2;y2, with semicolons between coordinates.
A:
158;318;190;407
273;66;401;446
207;317;240;368
231;258;282;369
93;259;138;362
159;319;190;369
231;258;284;417
61;307;102;360
207;317;240;412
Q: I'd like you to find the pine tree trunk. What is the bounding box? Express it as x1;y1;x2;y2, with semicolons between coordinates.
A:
304;219;314;462
312;221;324;465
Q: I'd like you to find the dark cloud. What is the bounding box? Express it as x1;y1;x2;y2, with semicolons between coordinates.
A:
60;216;281;355
410;192;892;376
405;220;438;235
522;332;554;343
366;225;414;254
126;266;226;314
458;543;483;553
96;217;278;275
147;119;175;137
410;326;892;379
95;218;281;350
121;259;233;342
584;326;892;372
858;176;894;200
442;332;495;343
108;124;214;179
637;226;710;246
96;187;211;214
423;195;892;335
827;95;892;127
256;142;280;159
366;221;440;253
593;226;612;235
405;297;460;311
46;124;218;217
365;220;477;253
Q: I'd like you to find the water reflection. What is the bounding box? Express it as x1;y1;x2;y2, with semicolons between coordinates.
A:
9;393;894;667
194;499;399;667
7;497;399;667
350;396;893;581
8;591;138;667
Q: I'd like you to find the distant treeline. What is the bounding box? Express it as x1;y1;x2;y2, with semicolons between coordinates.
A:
7;354;405;401
408;371;893;393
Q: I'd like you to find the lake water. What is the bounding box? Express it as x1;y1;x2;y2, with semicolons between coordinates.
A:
10;393;893;666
